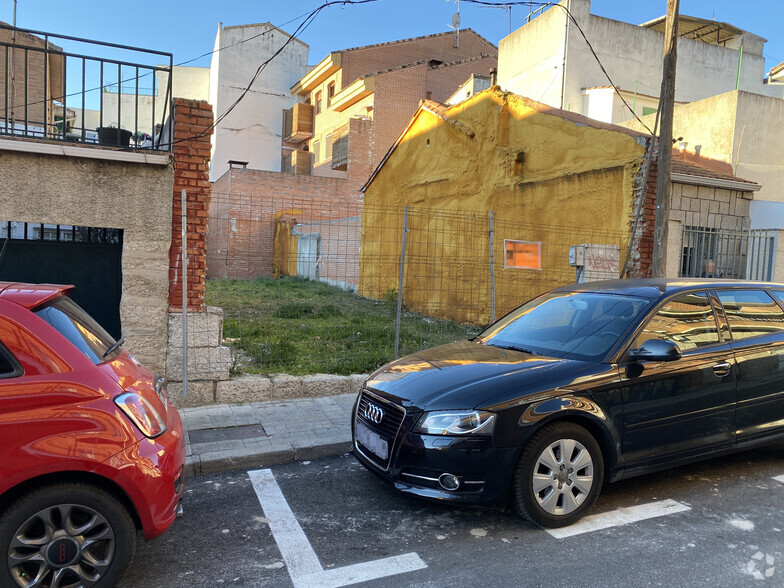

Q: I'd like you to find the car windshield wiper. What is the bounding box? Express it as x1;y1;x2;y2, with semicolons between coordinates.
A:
102;337;125;359
488;343;536;355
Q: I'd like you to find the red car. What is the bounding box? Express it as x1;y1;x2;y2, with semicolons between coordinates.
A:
0;282;185;587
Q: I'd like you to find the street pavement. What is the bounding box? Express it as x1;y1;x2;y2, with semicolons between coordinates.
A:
180;392;356;476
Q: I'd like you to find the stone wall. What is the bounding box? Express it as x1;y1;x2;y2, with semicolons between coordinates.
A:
0;142;174;372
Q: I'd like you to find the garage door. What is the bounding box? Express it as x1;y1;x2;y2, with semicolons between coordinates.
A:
0;222;123;339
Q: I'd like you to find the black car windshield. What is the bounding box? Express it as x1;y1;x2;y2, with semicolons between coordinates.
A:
35;296;119;365
478;291;651;361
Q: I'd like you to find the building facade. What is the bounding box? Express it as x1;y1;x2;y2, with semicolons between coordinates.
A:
498;0;781;124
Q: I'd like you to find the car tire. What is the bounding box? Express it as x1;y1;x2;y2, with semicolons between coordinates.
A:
513;422;604;528
0;482;136;588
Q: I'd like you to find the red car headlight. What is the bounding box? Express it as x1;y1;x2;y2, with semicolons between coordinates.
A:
115;392;167;438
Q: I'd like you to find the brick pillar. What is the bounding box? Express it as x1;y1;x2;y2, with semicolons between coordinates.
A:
628;161;657;279
169;98;213;310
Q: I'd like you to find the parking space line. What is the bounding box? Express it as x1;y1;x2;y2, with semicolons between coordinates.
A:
774;475;784;484
248;469;427;588
546;499;691;539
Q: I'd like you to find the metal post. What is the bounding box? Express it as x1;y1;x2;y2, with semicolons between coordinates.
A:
489;211;496;323
394;207;409;359
181;189;188;398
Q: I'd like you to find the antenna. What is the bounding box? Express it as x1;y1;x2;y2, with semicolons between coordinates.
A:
478;3;512;35
446;0;460;49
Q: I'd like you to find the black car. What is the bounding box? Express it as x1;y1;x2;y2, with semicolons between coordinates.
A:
351;279;784;527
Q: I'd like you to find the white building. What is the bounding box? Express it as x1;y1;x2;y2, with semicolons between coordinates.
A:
209;23;309;181
498;0;780;124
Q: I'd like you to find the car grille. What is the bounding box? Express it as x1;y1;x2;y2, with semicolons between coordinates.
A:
354;389;406;470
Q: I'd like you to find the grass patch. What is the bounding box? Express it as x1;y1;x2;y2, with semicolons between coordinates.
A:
207;276;478;376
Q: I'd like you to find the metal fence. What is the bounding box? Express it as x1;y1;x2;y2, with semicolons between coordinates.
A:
203;192;626;376
680;226;775;280
0;23;172;149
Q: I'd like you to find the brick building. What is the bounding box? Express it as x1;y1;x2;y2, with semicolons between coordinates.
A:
0;22;63;134
283;29;497;177
210;30;498;283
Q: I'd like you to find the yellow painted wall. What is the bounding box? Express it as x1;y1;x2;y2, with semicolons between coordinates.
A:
358;89;646;325
273;211;302;278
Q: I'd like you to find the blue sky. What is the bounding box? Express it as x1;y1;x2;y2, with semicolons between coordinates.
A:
1;1;782;74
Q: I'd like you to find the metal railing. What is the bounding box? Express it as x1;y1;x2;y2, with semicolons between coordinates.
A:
680;226;775;280
0;23;172;150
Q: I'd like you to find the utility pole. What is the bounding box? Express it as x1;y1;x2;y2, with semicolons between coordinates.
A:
651;0;680;277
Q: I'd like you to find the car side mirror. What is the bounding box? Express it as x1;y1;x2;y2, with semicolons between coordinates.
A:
630;339;682;362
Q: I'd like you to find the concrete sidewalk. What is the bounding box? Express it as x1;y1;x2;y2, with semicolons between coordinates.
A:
180;392;356;476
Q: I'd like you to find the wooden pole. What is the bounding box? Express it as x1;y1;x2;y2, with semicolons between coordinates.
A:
652;0;680;277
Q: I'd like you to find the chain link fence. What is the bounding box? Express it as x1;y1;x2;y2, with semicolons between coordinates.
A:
201;192;625;377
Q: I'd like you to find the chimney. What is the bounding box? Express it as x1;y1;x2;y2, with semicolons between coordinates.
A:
426;91;432;101
490;68;497;86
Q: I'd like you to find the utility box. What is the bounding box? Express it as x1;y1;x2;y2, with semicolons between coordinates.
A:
569;244;620;283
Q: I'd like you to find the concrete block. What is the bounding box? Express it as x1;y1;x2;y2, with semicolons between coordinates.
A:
166;345;231;381
349;374;367;395
167;381;215;408
198;446;294;475
271;374;303;399
168;307;224;348
293;439;352;461
216;376;273;404
121;268;170;298
301;374;349;398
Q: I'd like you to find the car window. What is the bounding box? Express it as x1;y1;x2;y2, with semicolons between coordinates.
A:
634;291;719;352
34;296;118;365
0;343;21;378
479;292;650;361
716;289;784;341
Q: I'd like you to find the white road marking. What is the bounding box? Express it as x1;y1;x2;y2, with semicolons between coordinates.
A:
248;469;427;588
546;499;691;539
773;475;784;484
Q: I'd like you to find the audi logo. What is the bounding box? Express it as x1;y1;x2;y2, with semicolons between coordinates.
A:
363;403;384;424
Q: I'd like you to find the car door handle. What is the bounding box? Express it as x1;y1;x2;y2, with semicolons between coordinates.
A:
713;362;732;377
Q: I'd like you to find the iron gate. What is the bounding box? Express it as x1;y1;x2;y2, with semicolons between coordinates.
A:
680;226;775;281
0;222;123;338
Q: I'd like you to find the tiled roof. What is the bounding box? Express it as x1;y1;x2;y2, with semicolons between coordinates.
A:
671;156;758;186
337;28;496;54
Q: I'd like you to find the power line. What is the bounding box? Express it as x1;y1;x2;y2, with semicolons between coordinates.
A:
461;0;654;134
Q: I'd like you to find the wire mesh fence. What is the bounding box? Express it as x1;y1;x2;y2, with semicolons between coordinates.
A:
201;192;626;377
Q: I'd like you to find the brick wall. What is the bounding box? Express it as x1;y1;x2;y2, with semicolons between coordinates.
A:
372;56;497;169
0;28;55;127
169;98;213;310
208;169;363;279
627;161;656;278
341;29;495;89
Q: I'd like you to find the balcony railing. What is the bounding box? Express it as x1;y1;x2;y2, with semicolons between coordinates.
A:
0;23;172;150
282;102;314;143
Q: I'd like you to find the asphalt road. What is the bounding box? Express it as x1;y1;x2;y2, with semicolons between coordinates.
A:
119;444;784;587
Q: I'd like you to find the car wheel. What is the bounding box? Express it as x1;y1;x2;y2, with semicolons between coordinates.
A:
0;483;136;588
513;422;604;528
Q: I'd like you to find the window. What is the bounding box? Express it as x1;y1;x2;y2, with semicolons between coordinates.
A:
634;292;719;352
327;82;335;107
315;91;322;115
35;296;119;365
312;139;320;163
718;290;784;341
0;343;21;378
479;292;649;361
504;240;541;269
324;133;333;161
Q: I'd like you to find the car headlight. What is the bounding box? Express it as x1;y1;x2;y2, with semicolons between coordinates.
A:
414;411;496;436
